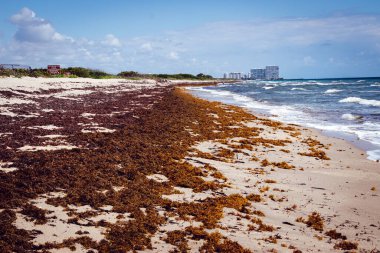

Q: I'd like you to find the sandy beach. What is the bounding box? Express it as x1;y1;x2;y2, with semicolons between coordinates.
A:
0;77;379;252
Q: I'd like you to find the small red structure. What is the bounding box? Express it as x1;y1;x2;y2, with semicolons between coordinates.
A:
47;65;61;75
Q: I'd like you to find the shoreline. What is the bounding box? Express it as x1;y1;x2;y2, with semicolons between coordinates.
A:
317;128;380;161
186;82;378;163
183;86;380;252
181;86;380;252
0;78;379;252
186;85;380;162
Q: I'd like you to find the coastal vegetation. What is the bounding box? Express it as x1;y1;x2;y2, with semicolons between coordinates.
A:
117;71;213;80
0;67;214;80
0;67;114;79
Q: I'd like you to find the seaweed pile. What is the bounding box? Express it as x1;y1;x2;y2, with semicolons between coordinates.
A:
0;79;358;252
0;81;261;252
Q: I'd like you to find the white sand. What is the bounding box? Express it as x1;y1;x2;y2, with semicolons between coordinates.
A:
0;77;162;94
27;125;62;130
0;162;18;173
4;78;379;252
14;192;131;248
18;145;77;152
147;174;169;183
37;135;66;139
169;117;380;252
81;127;116;133
0;77;170;118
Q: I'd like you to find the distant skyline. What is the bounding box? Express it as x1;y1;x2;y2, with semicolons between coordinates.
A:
1;0;380;78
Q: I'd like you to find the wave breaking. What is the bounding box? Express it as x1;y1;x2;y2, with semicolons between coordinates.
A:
339;97;380;107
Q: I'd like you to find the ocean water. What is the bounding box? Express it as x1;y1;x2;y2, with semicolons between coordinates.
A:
187;78;380;161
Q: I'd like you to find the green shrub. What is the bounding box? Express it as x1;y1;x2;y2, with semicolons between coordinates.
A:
64;67;90;78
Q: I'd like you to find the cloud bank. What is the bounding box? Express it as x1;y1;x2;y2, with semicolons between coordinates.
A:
10;7;68;43
1;7;380;77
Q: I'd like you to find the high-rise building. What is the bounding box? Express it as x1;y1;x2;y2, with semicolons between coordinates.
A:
250;66;280;80
250;68;266;80
228;72;242;79
265;66;279;80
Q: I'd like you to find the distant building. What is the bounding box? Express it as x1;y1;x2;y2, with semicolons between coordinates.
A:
250;68;266;80
223;73;228;79
47;65;61;75
265;66;279;80
228;72;242;79
250;66;280;80
0;64;31;70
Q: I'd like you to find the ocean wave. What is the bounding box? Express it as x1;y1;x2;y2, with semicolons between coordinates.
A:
217;84;232;88
262;81;278;85
215;91;251;102
269;107;304;118
188;87;259;104
358;90;380;93
245;91;261;95
367;150;380;161
291;88;307;91
370;84;380;87
263;86;275;90
188;86;380;161
279;81;347;86
339;97;380;107
341;113;363;121
279;83;306;86
325;89;342;94
194;88;225;95
315;82;337;86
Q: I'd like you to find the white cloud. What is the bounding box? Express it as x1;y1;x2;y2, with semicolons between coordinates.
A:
10;7;69;43
176;15;380;50
0;8;126;72
303;56;316;66
168;51;179;60
102;34;122;47
3;8;380;77
10;7;39;25
140;42;153;51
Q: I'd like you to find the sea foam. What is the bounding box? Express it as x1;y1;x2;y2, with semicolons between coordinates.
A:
341;113;362;121
325;89;342;94
188;80;380;161
339;97;380;107
367;150;380;161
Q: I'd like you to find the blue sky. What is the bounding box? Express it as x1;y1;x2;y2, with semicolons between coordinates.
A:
1;0;380;78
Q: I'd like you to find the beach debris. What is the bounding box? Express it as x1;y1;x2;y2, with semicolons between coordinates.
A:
246;194;262;202
296;212;324;232
0;79;377;252
325;229;347;240
333;240;358;250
